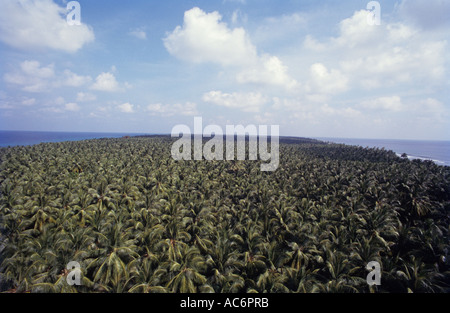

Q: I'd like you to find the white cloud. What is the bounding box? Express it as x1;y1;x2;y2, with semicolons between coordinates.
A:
253;12;307;45
164;7;257;66
0;98;36;111
357;96;447;127
0;102;14;110
303;35;327;52
416;98;447;122
237;55;299;90
54;96;65;106
117;102;135;113
146;102;198;116
37;96;71;113
21;60;55;78
61;70;92;87
65;102;80;112
0;0;94;53
202;91;268;113
91;72;120;92
146;103;164;113
76;92;97;102
307;63;349;95
4;60;95;93
231;10;247;25
302;9;447;94
164;7;297;90
333;10;384;49
22;98;36;106
360;96;405;112
88;106;111;118
254;112;275;124
319;104;362;119
272;97;312;116
271;96;362;125
340;40;446;88
420;98;444;112
264;12;307;28
129;29;147;40
39;106;63;113
4;60;55;92
0;93;14;110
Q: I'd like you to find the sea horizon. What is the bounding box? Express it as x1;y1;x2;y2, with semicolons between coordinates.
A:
0;130;448;166
0;130;149;148
317;137;450;167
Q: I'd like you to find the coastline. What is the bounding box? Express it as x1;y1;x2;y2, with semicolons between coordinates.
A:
394;153;447;166
318;137;450;167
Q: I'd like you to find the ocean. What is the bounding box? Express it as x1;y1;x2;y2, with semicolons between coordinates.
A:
0;131;448;167
0;130;144;148
318;137;450;167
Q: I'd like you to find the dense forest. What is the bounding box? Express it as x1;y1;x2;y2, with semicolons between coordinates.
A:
0;136;449;293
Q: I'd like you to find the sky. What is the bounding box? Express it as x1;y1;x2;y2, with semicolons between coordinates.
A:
0;0;449;140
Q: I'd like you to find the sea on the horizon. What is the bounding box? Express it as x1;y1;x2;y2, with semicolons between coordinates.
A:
318;137;450;167
0;130;146;148
0;131;448;167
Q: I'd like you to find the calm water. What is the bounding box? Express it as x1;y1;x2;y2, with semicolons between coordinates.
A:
0;130;146;148
318;137;450;167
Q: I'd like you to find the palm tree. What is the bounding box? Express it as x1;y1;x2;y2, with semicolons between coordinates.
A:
86;222;138;291
88;179;116;212
164;246;211;293
1;135;449;293
203;228;244;292
128;250;168;293
396;256;443;292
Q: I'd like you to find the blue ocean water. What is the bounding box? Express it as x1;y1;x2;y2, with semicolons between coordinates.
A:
0;130;145;148
318;137;450;167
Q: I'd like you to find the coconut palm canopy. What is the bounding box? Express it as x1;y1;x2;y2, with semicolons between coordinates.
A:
0;136;449;293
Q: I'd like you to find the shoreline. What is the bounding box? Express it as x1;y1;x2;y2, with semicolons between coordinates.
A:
318;137;450;167
394;153;447;166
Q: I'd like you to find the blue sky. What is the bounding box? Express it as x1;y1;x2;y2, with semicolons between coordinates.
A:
0;0;449;140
